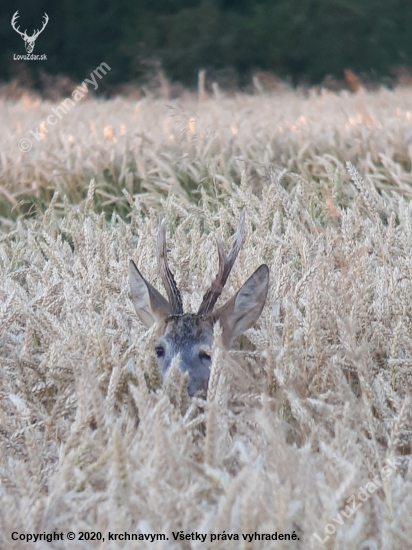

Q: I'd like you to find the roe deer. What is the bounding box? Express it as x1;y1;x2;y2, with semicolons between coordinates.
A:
129;209;269;397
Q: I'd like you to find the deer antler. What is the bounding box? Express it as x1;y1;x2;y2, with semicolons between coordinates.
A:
157;215;183;315
32;13;49;40
198;208;245;316
11;11;28;38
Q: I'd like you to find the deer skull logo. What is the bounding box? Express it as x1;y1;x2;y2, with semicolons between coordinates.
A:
11;11;49;54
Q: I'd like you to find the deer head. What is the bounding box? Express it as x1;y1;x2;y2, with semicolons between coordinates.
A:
12;11;49;54
129;209;269;397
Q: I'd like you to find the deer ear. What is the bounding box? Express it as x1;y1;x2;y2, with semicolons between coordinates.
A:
214;264;269;347
129;260;171;328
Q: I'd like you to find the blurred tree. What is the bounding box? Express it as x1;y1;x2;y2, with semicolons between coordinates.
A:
0;0;412;89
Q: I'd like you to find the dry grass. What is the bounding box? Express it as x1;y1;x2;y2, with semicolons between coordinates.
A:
1;87;412;548
2;86;412;222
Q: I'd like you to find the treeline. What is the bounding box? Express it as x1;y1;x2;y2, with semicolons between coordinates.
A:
1;0;412;89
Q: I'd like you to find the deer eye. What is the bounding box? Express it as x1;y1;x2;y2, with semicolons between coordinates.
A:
155;346;165;358
199;350;211;363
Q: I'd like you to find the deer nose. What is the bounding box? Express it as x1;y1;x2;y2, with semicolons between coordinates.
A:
197;376;210;398
187;375;209;398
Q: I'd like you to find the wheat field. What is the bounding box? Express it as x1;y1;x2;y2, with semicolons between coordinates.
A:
1;86;412;548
